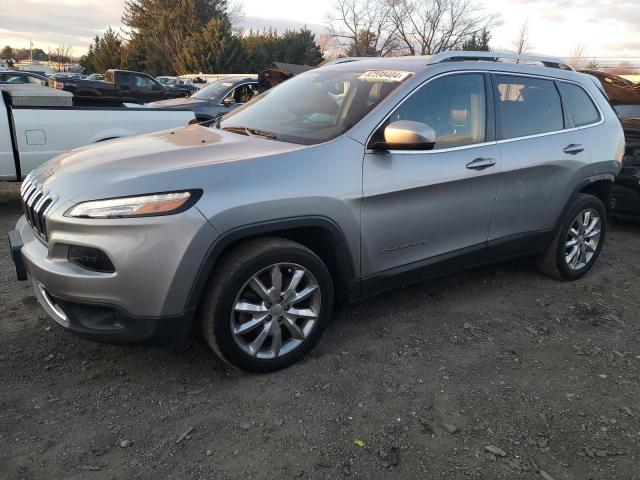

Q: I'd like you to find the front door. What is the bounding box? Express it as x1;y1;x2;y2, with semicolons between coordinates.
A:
361;72;501;281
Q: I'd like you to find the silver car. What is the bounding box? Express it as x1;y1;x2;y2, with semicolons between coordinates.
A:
9;52;625;372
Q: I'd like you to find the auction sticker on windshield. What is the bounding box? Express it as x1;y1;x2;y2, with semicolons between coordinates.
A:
359;70;413;82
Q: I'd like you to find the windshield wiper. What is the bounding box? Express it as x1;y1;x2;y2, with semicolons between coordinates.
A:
222;126;250;136
246;128;277;140
222;126;277;140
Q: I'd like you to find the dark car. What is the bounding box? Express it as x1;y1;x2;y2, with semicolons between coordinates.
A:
148;76;259;121
582;70;640;218
0;71;49;86
610;117;640;218
54;69;187;105
156;76;199;96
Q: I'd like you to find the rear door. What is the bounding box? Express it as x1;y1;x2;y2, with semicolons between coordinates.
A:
361;72;501;279
488;74;598;248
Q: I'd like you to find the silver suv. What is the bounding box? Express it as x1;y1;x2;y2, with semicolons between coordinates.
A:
9;52;625;372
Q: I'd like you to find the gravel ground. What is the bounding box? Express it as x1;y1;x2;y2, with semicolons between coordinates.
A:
1;181;639;480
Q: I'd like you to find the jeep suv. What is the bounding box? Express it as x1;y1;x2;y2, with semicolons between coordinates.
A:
9;52;625;372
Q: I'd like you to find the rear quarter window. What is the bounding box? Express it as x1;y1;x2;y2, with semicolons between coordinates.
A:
557;82;601;127
495;75;564;139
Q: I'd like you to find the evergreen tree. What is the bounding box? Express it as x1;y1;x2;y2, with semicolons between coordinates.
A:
241;29;282;72
278;29;324;66
1;45;14;59
122;0;228;74
79;28;125;73
462;28;491;51
175;18;245;74
346;30;378;56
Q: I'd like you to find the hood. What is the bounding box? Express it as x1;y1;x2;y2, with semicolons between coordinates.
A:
32;125;307;203
148;97;206;108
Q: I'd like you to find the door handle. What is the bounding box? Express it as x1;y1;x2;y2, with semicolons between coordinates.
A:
466;157;496;170
563;144;584;155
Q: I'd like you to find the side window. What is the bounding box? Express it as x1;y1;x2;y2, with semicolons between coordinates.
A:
28;76;45;85
134;75;155;88
496;75;563;139
557;82;600;127
384;73;486;149
228;84;259;104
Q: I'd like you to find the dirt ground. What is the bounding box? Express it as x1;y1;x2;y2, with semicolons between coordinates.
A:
1;181;639;480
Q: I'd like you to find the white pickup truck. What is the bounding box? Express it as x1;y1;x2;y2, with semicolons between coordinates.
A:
1;84;195;181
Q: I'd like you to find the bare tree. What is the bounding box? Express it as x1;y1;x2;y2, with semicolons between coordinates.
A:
389;0;500;55
51;44;73;71
317;33;341;60
512;20;531;55
327;0;398;57
569;43;588;70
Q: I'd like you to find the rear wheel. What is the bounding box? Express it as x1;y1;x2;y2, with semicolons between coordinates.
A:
538;193;607;280
200;237;334;373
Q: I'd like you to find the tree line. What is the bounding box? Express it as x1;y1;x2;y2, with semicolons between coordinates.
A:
79;0;323;75
3;0;500;77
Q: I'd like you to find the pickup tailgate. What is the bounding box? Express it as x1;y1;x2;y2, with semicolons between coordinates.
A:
11;107;195;176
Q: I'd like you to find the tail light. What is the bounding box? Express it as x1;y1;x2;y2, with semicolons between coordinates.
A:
53;81;64;90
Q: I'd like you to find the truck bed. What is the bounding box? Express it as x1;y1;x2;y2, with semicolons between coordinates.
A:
1;86;196;181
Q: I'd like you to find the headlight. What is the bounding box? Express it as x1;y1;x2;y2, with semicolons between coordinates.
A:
64;191;200;219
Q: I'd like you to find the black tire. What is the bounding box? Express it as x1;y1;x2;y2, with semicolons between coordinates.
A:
200;237;334;373
538;193;607;280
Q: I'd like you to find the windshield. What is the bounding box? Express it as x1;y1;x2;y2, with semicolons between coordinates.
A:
218;68;412;145
193;79;238;100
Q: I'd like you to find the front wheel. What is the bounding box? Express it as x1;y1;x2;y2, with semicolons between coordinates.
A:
538;193;607;280
200;238;334;373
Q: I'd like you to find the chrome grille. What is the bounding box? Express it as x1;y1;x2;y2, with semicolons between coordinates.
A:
20;174;57;241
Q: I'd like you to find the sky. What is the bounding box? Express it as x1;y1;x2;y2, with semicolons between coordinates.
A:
1;0;639;63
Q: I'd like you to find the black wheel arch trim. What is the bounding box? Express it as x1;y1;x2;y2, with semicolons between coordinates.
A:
184;215;360;312
566;174;615;214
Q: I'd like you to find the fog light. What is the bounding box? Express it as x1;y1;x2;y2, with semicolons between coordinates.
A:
68;246;115;273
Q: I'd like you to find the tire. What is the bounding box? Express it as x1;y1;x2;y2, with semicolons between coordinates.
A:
538;193;607;280
200;237;334;373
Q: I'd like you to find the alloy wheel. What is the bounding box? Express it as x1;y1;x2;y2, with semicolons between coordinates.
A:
564;208;601;270
230;263;321;359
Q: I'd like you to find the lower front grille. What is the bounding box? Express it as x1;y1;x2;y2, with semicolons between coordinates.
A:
20;174;57;241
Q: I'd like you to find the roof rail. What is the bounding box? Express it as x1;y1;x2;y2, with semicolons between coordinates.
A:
320;57;374;67
427;51;574;71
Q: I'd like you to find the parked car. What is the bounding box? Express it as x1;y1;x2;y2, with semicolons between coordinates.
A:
53;69;188;104
9;52;624;373
0;84;196;181
156;76;199;96
148;76;258;121
0;71;48;86
87;73;105;81
581;70;640;218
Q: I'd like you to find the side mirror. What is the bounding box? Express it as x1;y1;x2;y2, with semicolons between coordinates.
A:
223;97;236;106
378;120;436;150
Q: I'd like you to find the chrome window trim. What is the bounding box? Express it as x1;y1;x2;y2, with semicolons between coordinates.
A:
365;69;605;155
218;81;259;106
366;140;498;155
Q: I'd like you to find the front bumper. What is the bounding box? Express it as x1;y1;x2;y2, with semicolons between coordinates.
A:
10;207;218;342
31;278;193;343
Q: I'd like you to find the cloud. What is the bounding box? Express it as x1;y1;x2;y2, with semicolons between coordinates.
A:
0;0;125;52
